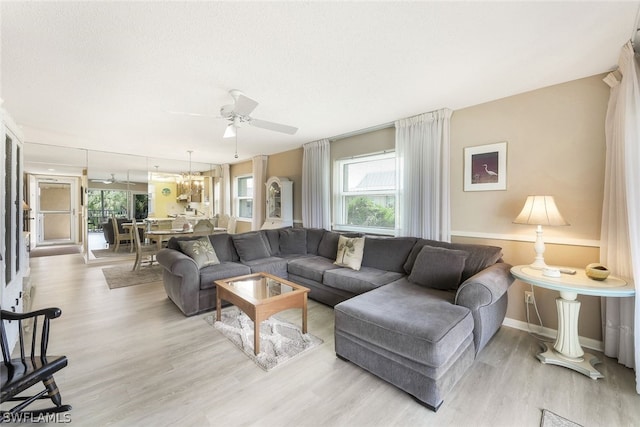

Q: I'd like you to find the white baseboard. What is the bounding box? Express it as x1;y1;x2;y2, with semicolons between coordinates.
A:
502;317;604;352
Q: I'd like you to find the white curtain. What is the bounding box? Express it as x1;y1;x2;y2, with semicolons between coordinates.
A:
252;155;268;230
395;109;452;240
302;139;331;229
600;40;640;394
222;163;231;216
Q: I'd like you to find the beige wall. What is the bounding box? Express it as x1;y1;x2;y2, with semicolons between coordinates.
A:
451;74;610;341
330;127;395;161
226;75;610;341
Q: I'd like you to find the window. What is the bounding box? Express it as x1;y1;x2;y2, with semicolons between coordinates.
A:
236;175;253;220
334;152;396;235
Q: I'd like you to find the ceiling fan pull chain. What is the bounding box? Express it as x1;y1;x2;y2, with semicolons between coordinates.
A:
234;131;239;159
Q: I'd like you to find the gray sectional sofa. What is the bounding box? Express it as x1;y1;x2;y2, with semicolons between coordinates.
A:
156;227;513;410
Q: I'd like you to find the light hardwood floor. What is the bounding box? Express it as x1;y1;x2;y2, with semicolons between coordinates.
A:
8;253;639;426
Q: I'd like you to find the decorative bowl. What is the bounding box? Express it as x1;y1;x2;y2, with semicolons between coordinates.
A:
586;263;610;281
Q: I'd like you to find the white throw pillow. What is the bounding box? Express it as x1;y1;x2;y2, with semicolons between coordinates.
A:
334;235;365;271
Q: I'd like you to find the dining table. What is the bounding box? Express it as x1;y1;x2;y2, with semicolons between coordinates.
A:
145;227;226;250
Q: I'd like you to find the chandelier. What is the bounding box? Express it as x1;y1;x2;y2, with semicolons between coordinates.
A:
177;150;204;202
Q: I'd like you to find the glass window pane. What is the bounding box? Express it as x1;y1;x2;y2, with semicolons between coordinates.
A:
39;183;71;211
344;157;395;192
239;200;253;218
238;177;253;197
345;195;395;227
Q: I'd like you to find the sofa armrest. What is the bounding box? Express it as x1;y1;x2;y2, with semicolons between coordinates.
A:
156;248;203;316
156;248;198;277
454;262;514;354
455;262;513;309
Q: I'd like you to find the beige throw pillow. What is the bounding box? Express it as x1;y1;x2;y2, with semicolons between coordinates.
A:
334;235;365;271
178;237;220;269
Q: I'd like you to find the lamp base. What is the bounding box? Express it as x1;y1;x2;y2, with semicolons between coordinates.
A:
529;225;547;270
529;259;548;270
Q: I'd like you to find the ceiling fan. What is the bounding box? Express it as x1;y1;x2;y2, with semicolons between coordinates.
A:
90;174;130;185
172;89;298;139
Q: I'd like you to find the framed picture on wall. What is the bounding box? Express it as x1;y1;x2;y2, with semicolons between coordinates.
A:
464;142;507;191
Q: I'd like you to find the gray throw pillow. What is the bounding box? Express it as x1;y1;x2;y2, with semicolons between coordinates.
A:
408;245;468;291
178;237;220;269
231;232;271;262
404;239;502;282
279;228;307;255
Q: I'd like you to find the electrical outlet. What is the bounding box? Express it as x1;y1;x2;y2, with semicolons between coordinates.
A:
524;291;535;305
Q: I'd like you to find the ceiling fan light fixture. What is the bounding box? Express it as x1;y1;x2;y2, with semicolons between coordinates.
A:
223;123;236;139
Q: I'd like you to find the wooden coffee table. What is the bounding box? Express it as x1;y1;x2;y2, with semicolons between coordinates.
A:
215;272;310;355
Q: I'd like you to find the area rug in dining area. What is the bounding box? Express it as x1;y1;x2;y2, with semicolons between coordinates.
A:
540;409;583;427
102;264;163;289
92;245;135;259
204;308;323;371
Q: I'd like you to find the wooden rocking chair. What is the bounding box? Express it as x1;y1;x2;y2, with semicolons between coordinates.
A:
1;308;71;420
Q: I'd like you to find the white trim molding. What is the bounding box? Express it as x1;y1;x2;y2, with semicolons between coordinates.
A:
502;317;604;352
451;230;600;248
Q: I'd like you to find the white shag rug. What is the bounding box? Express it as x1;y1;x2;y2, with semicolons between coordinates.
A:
204;307;323;371
541;409;583;427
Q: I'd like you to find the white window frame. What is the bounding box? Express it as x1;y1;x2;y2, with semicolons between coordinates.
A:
235;174;254;221
333;151;397;236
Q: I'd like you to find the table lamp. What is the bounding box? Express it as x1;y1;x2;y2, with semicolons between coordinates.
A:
513;195;569;269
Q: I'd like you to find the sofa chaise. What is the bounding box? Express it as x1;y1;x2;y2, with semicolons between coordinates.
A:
156;228;513;410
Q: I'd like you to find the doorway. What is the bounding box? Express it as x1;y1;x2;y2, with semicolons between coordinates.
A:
36;178;78;246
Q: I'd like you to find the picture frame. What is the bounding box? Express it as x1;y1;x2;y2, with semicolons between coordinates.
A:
464;142;507;191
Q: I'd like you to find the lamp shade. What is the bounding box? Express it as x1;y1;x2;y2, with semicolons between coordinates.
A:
513;196;569;226
223;124;236;139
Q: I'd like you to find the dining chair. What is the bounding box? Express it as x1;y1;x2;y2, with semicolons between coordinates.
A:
226;216;237;234
131;218;159;271
111;215;131;252
171;216;188;230
193;219;214;235
217;214;230;230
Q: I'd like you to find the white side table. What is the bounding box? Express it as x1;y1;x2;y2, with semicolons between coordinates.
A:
510;265;634;379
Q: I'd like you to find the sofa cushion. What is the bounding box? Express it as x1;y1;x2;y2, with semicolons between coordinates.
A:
408;246;468;291
287;255;342;283
279;228;308;255
242;257;288;278
210;233;240;262
177;237;220;269
199;262;252;290
306;228;326;255
323;266;403;294
334;279;473;368
231;232;272;262
334;236;365;270
261;229;282;256
404;239;502;282
317;231;341;259
362;236;417;273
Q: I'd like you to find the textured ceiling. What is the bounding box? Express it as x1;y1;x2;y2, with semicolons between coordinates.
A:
2;1;639;174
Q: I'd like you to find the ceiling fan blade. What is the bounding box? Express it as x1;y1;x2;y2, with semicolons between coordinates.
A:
250;118;298;135
233;94;259;116
167;110;219;118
